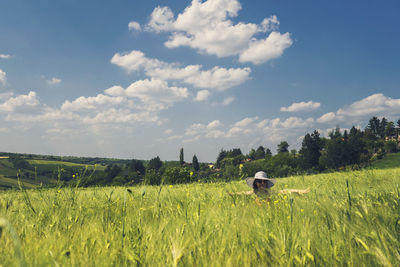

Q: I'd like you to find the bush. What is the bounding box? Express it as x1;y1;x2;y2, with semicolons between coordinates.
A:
162;167;191;184
143;170;162;185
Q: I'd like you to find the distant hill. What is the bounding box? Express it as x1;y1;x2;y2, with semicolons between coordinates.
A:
0;155;105;190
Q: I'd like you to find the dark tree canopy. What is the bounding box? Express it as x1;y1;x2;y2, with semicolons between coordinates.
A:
148;156;162;171
254;146;266;160
277;141;289;154
192;154;200;171
129;159;145;175
299;130;323;170
179;148;184;166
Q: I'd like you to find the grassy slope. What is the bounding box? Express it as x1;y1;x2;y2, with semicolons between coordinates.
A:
0;158;105;189
370;152;400;169
0;168;399;266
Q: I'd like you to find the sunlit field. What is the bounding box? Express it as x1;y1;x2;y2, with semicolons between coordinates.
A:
1;168;399;266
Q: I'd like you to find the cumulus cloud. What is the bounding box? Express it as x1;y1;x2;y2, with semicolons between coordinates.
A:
179;115;315;150
128;21;141;31
317;112;336;123
280;100;321;112
316;93;400;124
111;50;250;90
47;77;62;85
238;32;292;64
194;90;210;101
108;78;188;111
0;69;6;86
61;94;126;111
0;54;11;59
0;91;40;112
336;93;400;117
146;0;292;64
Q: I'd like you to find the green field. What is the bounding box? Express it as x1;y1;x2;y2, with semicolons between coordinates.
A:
1;167;399;266
27;159;105;169
370;153;400;169
0;158;105;190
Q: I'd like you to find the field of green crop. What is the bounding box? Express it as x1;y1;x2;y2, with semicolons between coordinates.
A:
1;167;399;266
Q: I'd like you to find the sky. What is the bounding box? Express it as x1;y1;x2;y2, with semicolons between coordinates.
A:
0;0;399;162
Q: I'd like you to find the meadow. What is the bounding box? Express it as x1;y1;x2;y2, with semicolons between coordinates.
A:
0;165;399;266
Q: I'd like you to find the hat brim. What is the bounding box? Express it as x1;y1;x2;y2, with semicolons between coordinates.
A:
246;177;276;188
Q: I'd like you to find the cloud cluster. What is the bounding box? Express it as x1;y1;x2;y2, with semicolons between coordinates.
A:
281;100;321;112
111;50;251;91
0;91;40;112
180;116;314;146
146;0;292;64
317;94;400;124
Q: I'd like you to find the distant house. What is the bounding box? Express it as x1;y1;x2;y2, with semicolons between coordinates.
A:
208;164;214;169
385;127;400;142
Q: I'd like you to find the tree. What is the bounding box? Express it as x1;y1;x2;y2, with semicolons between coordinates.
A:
397;119;400;128
254;146;266;160
215;149;227;168
179;148;184;166
248;148;256;160
385;121;395;137
265;148;272;157
129;159;145;175
299;130;323;170
148;156;162;171
277;141;289;154
192;154;200;171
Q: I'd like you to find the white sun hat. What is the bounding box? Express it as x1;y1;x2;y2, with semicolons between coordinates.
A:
246;171;276;188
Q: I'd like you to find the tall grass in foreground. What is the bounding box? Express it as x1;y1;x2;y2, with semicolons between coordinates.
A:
0;168;399;266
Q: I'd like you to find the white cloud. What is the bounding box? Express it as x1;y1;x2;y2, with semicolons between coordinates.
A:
194;90;210;101
280;117;314;128
0;69;6;86
111;50;251;90
336;93;400;117
0;91;40;112
207;120;221;129
61;94;126;111
238;32;293;64
258;16;280;32
317;112;336;123
316;93;400;124
222;96;234;105
234;116;258;127
146;0;292;64
47;77;62;85
123;78;188;111
280;100;321;112
146;6;175;32
128;21;141;31
111;50;163;73
0;54;11;59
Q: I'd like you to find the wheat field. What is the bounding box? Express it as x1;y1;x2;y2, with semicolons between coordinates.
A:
0;168;399;266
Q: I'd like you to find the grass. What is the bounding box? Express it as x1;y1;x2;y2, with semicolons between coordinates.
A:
0;168;399;266
370;153;400;169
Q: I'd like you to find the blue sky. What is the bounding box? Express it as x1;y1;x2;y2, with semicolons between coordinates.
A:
1;0;399;162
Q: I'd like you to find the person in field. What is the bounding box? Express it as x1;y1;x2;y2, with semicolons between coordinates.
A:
233;171;310;197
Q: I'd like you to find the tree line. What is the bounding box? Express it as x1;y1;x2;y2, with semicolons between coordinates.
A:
4;116;399;187
77;116;399;186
